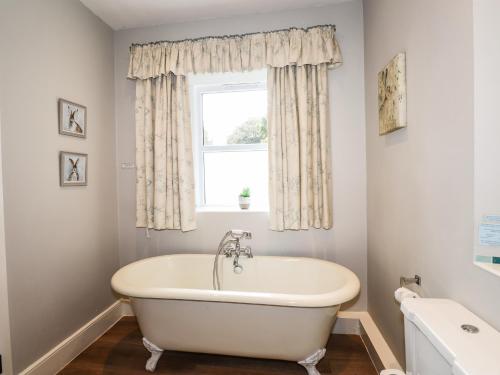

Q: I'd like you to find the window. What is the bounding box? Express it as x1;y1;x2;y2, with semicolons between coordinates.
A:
192;75;268;210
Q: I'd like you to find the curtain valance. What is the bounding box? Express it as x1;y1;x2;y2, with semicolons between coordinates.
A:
128;25;342;79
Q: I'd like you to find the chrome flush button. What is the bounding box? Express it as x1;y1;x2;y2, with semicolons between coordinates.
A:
461;324;479;333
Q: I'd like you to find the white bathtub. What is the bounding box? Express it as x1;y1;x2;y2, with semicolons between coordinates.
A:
111;254;360;374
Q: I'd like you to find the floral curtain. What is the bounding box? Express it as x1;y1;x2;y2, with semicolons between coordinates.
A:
135;74;196;231
129;25;341;232
268;63;332;231
128;25;342;78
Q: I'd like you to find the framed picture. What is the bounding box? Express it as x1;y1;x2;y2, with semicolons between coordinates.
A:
60;151;88;186
378;52;407;135
58;98;87;138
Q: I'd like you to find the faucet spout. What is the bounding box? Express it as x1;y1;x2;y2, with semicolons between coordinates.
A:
233;252;240;267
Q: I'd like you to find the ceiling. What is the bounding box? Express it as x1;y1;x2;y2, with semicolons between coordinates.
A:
80;0;349;30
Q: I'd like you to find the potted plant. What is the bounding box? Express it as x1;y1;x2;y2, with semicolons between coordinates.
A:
239;187;251;209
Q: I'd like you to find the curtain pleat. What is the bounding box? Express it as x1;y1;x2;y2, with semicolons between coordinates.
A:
135;74;196;232
268;63;332;231
128;25;342;79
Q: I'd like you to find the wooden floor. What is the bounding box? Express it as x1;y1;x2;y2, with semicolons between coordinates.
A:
60;317;377;375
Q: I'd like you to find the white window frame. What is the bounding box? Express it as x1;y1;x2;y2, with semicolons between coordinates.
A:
192;81;267;208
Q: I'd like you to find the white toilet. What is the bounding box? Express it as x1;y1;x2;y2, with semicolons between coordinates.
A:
381;298;500;375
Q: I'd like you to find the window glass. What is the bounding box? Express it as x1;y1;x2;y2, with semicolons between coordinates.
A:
192;75;269;209
203;150;268;208
202;89;267;146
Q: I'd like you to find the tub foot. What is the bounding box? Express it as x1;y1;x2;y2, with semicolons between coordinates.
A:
143;337;163;372
298;348;326;375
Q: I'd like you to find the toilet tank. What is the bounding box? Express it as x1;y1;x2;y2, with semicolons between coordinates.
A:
401;299;500;375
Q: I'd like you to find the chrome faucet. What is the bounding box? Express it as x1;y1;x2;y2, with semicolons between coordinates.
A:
213;230;253;290
222;230;253;270
231;243;253;274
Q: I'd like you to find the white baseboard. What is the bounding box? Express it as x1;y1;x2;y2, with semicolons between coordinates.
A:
19;300;123;375
337;311;402;372
120;298;134;316
18;299;400;375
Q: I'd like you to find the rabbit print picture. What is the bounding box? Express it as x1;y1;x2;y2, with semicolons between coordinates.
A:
60;152;87;186
59;99;87;138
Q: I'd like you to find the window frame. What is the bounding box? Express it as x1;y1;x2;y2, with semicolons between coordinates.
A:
192;81;268;208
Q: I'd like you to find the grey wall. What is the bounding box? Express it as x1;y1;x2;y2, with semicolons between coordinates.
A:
473;0;500;260
363;0;500;365
0;0;119;372
0;122;12;375
114;1;368;310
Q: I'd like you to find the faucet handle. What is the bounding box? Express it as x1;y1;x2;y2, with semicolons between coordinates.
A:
242;246;253;258
222;242;236;257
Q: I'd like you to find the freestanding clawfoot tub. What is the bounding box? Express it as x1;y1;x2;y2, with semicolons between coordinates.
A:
111;254;360;374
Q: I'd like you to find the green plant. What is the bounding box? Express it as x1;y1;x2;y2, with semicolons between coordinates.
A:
240;187;251;198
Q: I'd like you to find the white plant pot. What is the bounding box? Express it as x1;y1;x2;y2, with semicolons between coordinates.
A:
239;196;251;210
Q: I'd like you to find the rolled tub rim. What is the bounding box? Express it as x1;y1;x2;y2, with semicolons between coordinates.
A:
111;254;360;308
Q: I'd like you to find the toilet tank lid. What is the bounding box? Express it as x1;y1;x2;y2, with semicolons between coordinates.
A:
401;299;500;375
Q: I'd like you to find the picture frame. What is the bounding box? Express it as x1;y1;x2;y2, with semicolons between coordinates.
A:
58;98;87;138
378;52;407;135
60;151;88;187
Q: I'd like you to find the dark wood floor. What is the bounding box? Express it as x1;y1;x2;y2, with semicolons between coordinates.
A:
60;317;377;375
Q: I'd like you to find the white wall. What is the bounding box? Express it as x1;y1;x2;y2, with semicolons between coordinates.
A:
473;0;500;259
364;0;500;365
114;1;368;310
0;0;119;372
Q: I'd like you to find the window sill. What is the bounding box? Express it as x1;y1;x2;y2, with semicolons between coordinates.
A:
196;206;269;213
474;261;500;278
